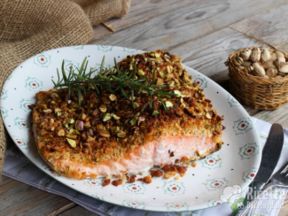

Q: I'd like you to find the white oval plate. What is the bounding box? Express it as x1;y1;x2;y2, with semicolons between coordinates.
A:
0;45;260;212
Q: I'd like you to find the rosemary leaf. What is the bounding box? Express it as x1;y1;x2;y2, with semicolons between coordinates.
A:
52;56;177;111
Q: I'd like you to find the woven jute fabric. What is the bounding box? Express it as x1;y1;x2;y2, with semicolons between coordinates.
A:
0;0;130;175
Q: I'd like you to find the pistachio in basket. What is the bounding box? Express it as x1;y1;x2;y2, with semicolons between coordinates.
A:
231;47;288;78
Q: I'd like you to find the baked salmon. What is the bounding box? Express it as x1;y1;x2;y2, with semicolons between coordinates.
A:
31;50;223;185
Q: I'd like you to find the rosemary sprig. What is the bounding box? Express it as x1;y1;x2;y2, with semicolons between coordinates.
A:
52;57;176;109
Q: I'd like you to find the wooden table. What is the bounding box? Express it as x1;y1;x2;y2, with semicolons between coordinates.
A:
2;0;288;215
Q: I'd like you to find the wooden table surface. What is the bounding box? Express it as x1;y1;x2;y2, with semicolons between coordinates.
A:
2;0;288;215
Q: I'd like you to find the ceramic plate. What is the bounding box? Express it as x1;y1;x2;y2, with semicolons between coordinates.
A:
0;45;260;212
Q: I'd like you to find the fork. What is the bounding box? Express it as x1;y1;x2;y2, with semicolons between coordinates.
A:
238;162;288;216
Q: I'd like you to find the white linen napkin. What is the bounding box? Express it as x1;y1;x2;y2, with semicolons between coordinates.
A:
3;117;288;216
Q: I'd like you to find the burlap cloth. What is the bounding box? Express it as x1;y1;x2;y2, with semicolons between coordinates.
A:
0;0;131;175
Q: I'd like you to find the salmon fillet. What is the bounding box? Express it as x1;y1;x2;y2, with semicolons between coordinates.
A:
31;50;223;184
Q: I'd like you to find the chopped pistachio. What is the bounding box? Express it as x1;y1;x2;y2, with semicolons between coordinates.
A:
117;130;126;138
164;53;170;58
183;73;191;82
174;78;180;86
54;107;61;113
88;129;94;136
68;128;74;134
81;113;87;120
66;138;77;148
54;108;62;116
75;120;84;131
137;69;145;76
129;118;137;126
156;78;164;85
165;101;173;108
152;110;160;116
66;133;77;139
99;104;107;113
111;113;120;120
84;121;91;128
109;94;117;101
206;112;212;119
129;95;136;101
87;136;95;142
132;102;139;109
138;116;145;124
166;65;173;73
43;109;52;113
97;124;110;138
111;126;120;133
173;90;183;97
159;71;165;78
169;81;175;88
68;118;75;124
103;113;111;122
56;112;62;117
57;129;65;137
154;52;161;58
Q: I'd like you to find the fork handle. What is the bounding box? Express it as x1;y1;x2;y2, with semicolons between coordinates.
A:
238;184;287;216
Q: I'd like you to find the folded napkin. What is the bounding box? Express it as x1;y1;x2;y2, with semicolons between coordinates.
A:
3;117;288;216
0;0;131;173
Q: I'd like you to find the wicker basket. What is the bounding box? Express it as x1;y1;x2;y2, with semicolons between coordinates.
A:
226;47;288;110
